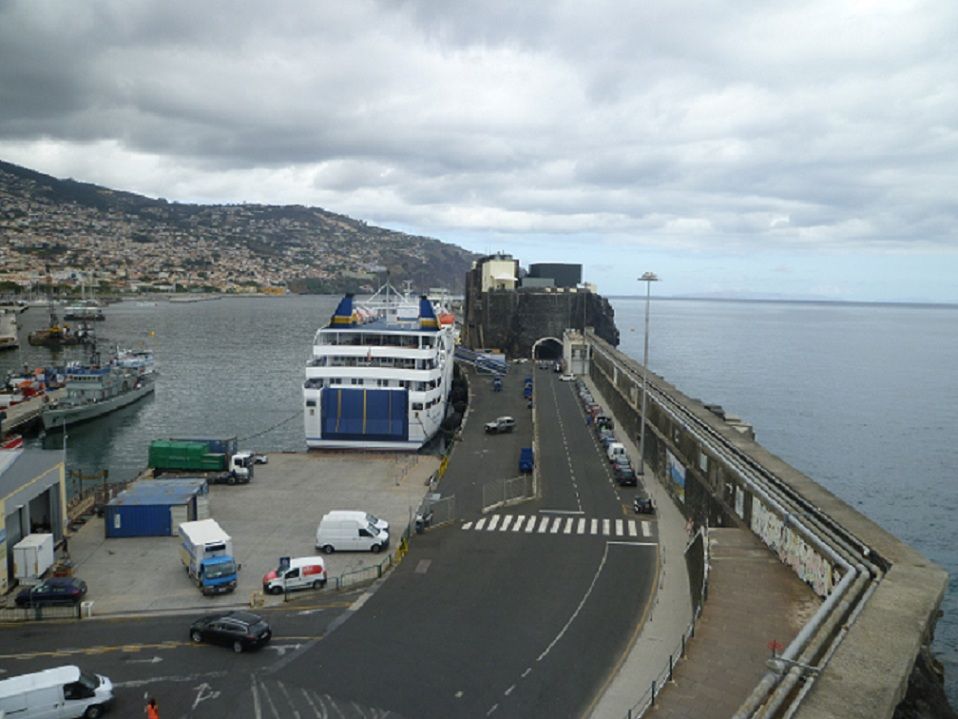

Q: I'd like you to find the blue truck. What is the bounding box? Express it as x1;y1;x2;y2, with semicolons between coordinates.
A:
519;447;534;474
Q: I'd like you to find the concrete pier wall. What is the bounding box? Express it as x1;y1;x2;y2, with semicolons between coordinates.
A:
585;332;950;718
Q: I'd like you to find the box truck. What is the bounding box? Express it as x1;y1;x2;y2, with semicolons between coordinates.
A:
149;439;254;484
12;533;55;582
178;518;238;595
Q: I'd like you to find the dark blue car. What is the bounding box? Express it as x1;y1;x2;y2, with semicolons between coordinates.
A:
15;577;88;606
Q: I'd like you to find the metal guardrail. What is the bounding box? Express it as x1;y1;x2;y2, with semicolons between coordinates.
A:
481;474;534;512
0;601;82;622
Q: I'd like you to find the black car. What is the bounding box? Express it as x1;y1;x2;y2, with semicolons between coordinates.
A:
15;577;87;607
614;465;638;486
189;611;272;653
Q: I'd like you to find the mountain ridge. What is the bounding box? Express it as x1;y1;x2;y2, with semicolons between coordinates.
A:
0;159;477;294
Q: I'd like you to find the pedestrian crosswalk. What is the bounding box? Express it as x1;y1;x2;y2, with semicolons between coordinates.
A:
461;513;654;539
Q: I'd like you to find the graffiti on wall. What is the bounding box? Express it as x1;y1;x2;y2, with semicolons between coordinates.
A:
666;449;685;504
750;497;836;597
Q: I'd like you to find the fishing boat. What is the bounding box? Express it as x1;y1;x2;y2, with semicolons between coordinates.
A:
113;345;157;376
63;302;105;321
303;284;456;450
41;351;155;431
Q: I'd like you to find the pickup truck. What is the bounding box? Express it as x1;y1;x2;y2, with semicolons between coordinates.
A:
484;416;516;434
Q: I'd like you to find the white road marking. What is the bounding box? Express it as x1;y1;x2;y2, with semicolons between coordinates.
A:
514;515;526;531
590;518;598;534
500;515;513;531
550;517;562;533
577;518;586;534
615;519;623;536
526;517;536;533
350;593;372;612
628;520;638;537
538;517;550;533
488;514;501;531
475;517;487;531
642;521;651;537
462;521;473;531
606;541;657;547
602;519;610;536
537;543;610;662
564;517;573;534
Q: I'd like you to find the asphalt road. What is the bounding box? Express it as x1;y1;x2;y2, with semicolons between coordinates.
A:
0;366;658;718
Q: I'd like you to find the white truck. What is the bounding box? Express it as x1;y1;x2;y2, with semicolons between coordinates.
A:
178;519;239;595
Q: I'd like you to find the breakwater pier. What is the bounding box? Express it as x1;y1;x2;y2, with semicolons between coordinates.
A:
582;329;949;717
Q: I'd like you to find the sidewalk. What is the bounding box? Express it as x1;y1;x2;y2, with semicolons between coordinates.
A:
587;377;694;719
586;377;820;719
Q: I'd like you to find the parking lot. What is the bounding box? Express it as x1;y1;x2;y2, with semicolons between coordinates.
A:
62;451;439;615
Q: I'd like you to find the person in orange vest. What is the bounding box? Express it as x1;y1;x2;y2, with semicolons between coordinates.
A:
145;697;159;718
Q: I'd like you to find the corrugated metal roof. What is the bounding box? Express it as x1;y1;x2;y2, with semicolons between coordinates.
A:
107;478;207;507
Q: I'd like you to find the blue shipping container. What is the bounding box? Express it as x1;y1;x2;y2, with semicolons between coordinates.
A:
104;479;205;538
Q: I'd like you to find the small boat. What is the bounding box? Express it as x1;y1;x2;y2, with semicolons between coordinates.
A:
41;351;155;431
28;306;95;348
63;303;105;321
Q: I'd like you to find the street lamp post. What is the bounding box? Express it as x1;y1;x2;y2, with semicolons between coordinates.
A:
637;272;659;476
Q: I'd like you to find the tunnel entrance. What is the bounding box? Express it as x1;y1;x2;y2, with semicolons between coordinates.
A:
531;337;563;361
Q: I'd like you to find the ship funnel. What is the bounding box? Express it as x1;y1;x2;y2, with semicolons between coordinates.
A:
418;296;439;331
331;294;355;326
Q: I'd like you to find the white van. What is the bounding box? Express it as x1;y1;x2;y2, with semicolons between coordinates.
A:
262;556;327;595
0;665;114;719
333;510;389;532
607;442;627;463
315;512;390;554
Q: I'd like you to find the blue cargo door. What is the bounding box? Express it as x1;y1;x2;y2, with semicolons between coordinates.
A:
321;388;408;442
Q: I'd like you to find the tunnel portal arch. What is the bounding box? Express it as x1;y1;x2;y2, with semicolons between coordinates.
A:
531;336;563;361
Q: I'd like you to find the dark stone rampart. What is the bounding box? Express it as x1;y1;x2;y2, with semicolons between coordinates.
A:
463;288;619;356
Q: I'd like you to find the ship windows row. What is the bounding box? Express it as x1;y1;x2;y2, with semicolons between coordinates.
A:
304;377;441;391
308;356;438;370
319;333;439;348
412;396;442;411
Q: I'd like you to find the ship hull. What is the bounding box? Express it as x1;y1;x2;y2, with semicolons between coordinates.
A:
42;381;155;430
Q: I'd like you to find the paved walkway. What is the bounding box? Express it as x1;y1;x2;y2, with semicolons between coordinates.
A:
586;378;820;719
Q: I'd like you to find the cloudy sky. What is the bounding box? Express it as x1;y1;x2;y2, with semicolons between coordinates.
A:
1;1;956;302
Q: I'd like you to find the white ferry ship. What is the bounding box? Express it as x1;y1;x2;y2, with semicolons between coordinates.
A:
303;287;456;450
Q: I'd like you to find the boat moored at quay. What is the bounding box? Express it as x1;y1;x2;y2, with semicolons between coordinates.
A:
303;287;455;450
41;353;155;431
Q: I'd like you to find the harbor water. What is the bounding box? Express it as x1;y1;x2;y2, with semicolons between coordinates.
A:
2;294;956;703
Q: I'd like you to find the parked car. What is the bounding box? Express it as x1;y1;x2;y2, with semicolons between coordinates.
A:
189;611;272;653
614;464;638;486
634;493;655;514
15;577;87;607
484;416;516;434
612;454;632;472
559;373;575;382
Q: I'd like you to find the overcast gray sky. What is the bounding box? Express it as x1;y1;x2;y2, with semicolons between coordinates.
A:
1;0;956;302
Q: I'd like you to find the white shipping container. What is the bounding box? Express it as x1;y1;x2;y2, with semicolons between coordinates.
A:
12;533;55;581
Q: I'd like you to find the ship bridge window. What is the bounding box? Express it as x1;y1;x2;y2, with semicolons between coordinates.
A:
412;402;424;410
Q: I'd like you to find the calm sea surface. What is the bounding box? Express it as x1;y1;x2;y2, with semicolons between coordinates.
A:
3;295;956;703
